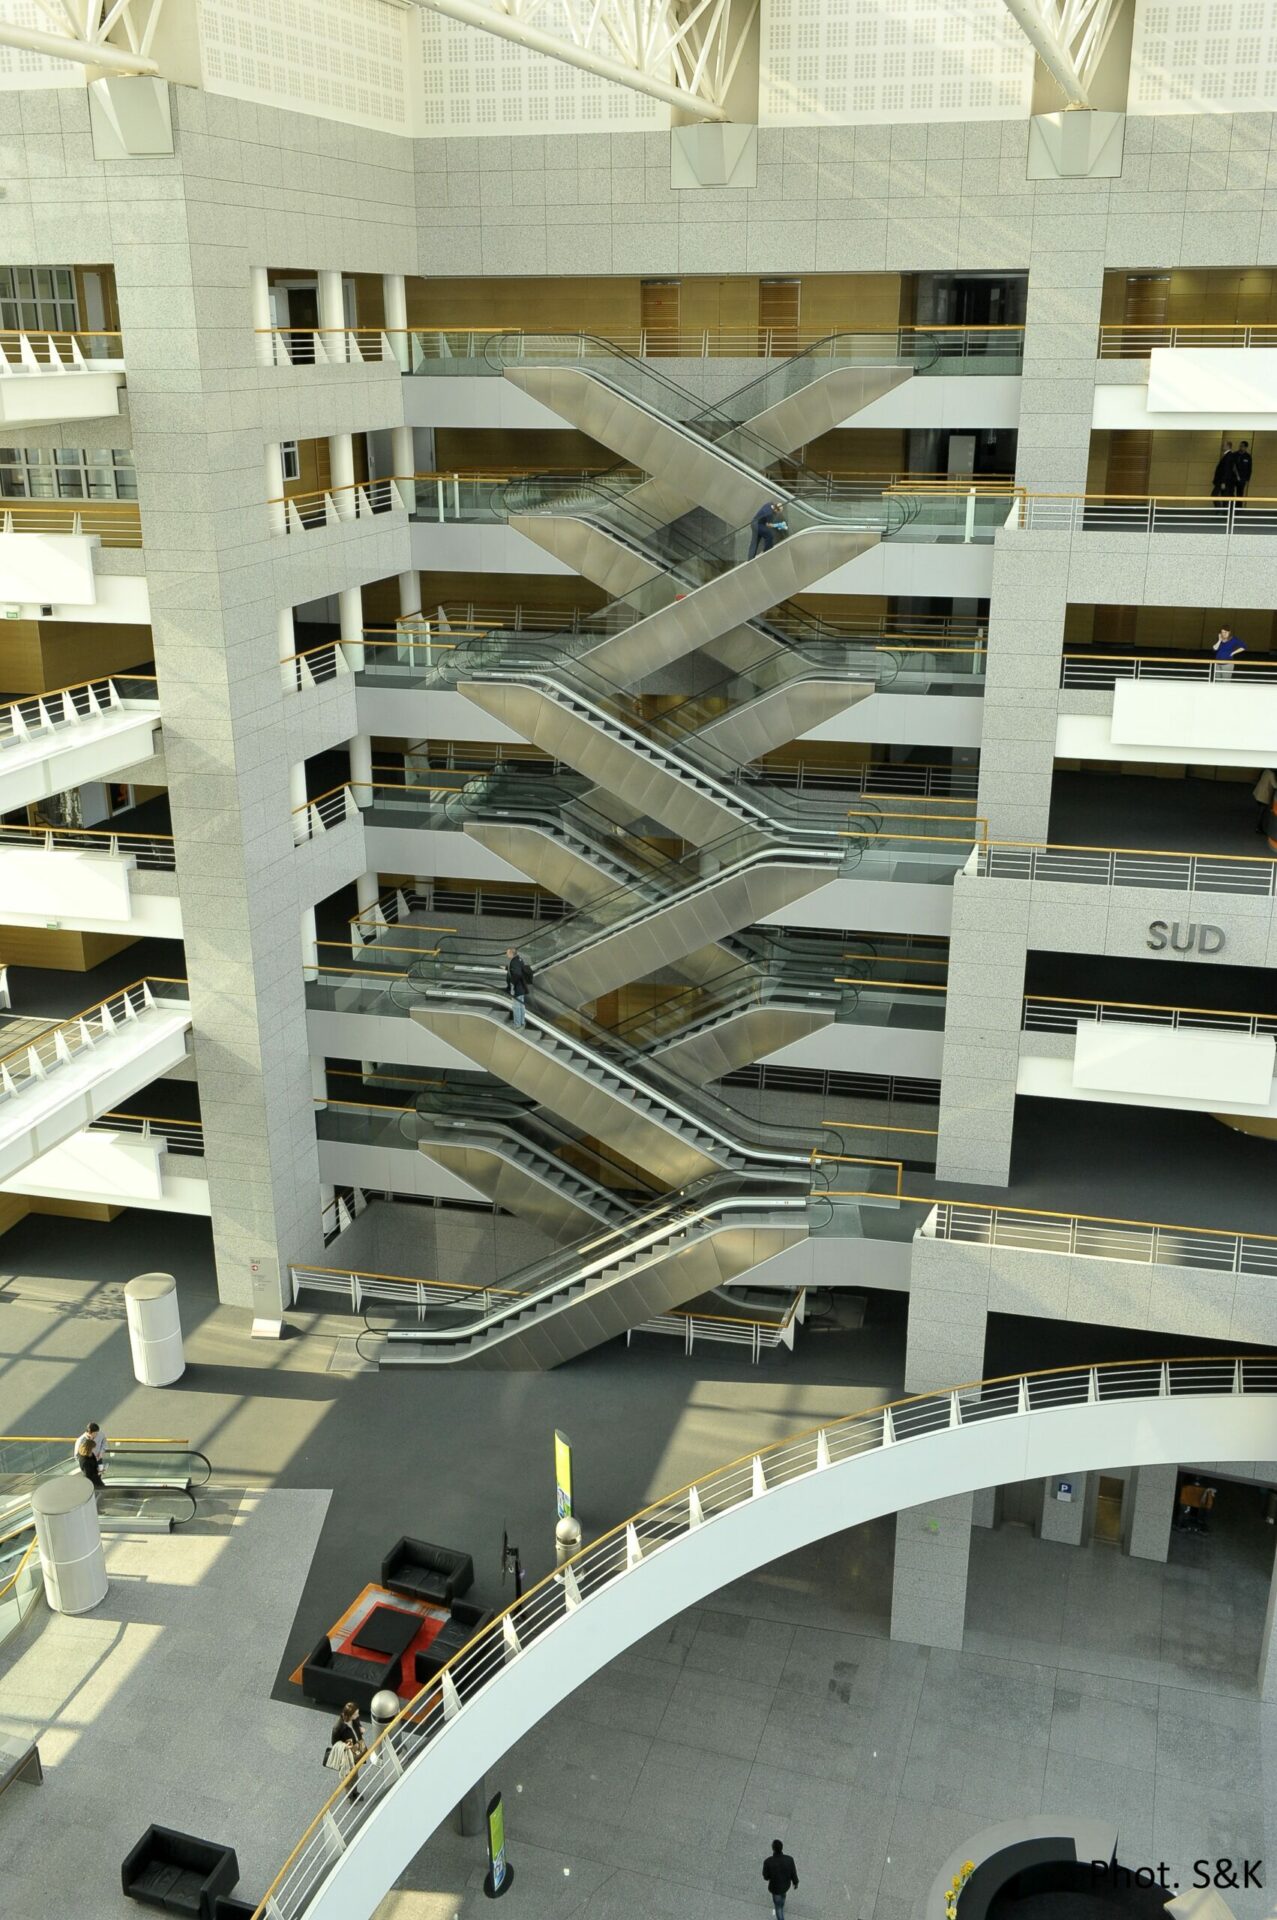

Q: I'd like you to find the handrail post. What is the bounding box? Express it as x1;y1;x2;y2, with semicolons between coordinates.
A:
1017;1376;1029;1414
948;1391;961;1428
815;1430;831;1469
881;1407;895;1446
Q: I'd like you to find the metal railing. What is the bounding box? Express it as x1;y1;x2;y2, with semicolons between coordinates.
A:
405;322;1025;364
0;497;141;546
424;599;988;645
0;1538;41;1653
0;817;174;869
1017;492;1277;536
0;977;189;1107
1098;321;1277;357
977;838;1277;897
89;1110;205;1155
292;784;360;846
0;671;158;754
1023;993;1277;1038
0;327;125;369
251;1352;1276;1920
1060;651;1277;688
256;326;403;368
268;477;404;536
628;1291;804;1363
292;1263;519;1319
927;1202;1277;1278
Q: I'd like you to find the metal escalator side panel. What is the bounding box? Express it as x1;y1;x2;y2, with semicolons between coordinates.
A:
456;679;750;846
461;819;630;909
693;675;875;766
733;364;915;457
652;1000;840;1082
408;1002;722;1187
414;1136;613;1246
538;856;842;1008
575;526;879;683
505;511;661;598
503;365;766;526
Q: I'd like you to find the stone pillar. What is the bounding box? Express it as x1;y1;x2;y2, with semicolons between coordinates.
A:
250;265;272;365
383;271;408;370
356;872;379;914
33;1475;107;1615
339;585;364;670
1258;1544;1277;1701
1040;1472;1089;1546
399;569;422;620
330;431;356;519
972;1486;996;1529
891;1493;973;1651
124;1272;185;1386
317;267;346;360
903;1233;989;1395
453;1775;487;1838
392;423;416;515
934;866;1029;1185
265;440;286;533
289;760;308;819
350;734;373;810
301;906;319;984
1127;1464;1177;1562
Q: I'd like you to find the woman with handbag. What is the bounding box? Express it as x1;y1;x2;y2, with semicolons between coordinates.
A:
326;1702;366;1804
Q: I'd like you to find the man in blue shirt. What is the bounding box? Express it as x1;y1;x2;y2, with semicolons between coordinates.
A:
749;500;783;558
1212;625;1245;680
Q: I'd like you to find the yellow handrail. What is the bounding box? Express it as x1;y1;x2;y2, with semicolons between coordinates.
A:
0;1538;38;1604
986;833;1275;864
1025;991;1276;1021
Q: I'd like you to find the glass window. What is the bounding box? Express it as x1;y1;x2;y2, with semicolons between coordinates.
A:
281;440;301;482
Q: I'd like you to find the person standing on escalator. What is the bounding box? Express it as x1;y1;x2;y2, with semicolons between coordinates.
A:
749;500;784;558
505;946;533;1030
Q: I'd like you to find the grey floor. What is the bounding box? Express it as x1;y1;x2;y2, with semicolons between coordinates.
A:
1050;770;1270;860
2;1217;1276;1920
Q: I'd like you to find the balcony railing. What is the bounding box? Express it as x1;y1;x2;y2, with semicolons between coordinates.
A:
256;327;403;368
0;977;189;1107
417;598;988;646
927;1201;1277;1278
89;1110;205;1155
0;672;159;753
269;477;404;537
292;784;360;846
0;328;125;369
1017;493;1277;536
1098;322;1277;358
1022;993;1277;1038
975;839;1277;897
1060;651;1277;689
403;323;1026;366
0;497;141;546
0;819;174;869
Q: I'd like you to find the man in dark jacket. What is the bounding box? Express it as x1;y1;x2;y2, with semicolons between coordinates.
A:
1233;439;1253;497
505;946;532;1029
749;500;783;558
762;1839;799;1918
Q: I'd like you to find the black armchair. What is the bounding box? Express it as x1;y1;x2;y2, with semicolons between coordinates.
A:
414;1598;496;1691
121;1826;239;1919
301;1635;401;1713
381;1537;474;1607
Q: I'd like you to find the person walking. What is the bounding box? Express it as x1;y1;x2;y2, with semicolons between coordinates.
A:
748;500;783;559
1211;440;1236;509
505;946;533;1030
74;1421;106;1468
1253;768;1277;835
1212;625;1245;680
327;1702;366;1804
75;1434;104;1493
1233;439;1253;498
762;1839;799;1918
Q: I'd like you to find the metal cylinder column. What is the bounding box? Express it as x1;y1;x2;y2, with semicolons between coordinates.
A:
125;1271;185;1386
32;1474;107;1615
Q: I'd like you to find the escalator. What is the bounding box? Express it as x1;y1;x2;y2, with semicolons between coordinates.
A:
0;1437;210;1553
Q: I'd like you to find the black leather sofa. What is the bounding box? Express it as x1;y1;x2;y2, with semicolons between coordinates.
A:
301;1635;401;1712
121;1826;239;1919
413;1597;495;1689
382;1537;474;1607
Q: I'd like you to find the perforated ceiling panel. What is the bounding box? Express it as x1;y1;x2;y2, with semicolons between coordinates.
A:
199;0;412;131
0;0;81;87
759;0;1034;125
419;3;664;135
1130;0;1277;112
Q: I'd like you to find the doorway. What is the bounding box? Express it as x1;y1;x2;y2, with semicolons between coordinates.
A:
640;280;681;355
1094;1474;1125;1545
760;278;801;353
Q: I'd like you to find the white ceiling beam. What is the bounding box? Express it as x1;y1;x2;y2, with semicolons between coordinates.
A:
1000;0;1092;104
0;16;159;72
411;0;731;120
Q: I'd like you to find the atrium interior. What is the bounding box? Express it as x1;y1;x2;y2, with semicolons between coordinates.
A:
0;2;1276;1918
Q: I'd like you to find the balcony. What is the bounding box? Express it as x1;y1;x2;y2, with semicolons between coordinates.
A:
0;672;161;813
0;496;142;608
269;476;406;537
3;1109;208;1217
1056;655;1277;769
0;819;179;939
1019;993;1277;1120
0;329;125;428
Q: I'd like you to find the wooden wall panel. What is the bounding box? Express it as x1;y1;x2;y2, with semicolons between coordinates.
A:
0;927;136;971
431;428;614;473
407;274;905;340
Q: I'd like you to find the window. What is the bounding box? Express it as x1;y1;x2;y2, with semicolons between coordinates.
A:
280;441;301;482
0;266;79;334
0;447;136;501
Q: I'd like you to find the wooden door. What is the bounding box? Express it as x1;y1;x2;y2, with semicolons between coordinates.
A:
640;280;680;355
760;278;801;354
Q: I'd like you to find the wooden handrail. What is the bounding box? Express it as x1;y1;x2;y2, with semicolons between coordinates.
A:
1025;991;1277;1021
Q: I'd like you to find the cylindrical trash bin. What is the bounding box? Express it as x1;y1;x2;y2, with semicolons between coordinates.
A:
555;1516;582;1567
32;1473;107;1614
125;1272;184;1386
